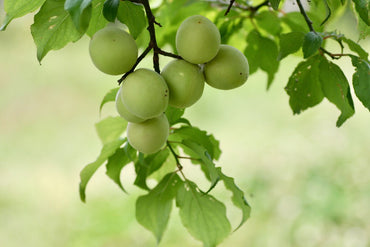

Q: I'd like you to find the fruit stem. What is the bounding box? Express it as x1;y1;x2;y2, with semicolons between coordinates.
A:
167;142;187;180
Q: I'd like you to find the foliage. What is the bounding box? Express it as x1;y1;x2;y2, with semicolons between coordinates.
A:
1;0;369;246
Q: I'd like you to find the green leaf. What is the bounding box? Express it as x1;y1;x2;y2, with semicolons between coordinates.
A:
64;0;92;33
358;17;370;40
244;30;279;88
352;0;370;25
106;144;135;192
95;116;127;144
181;140;219;190
217;168;251;230
102;0;120;22
285;55;324;114
0;0;46;31
99;87;119;113
117;1;147;39
30;0;84;62
136;173;183;243
269;0;281;10
176;181;231;247
319;58;355;127
278;32;305;60
302;31;323;58
255;11;282;35
173;126;220;160
79;138;126;202
86;0;109;37
341;37;369;60
350;56;370;111
282;12;309;33
134;149;170;190
165;106;186;126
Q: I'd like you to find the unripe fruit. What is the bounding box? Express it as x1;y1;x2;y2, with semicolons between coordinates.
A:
121;68;169;119
89;26;138;75
161;60;205;108
115;88;145;123
204;45;249;90
127;114;169;154
176;15;221;64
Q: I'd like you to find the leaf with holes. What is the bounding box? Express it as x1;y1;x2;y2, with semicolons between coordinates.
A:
319;58;355;127
31;0;83;62
285;55;324;114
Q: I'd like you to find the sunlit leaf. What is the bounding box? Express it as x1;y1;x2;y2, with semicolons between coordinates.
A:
176;180;231;247
64;0;92;32
86;0;108;36
136;173;182;242
95;116;127;144
117;1;147;39
31;0;83;62
99;87;119;113
350;55;370;111
79;138;126;202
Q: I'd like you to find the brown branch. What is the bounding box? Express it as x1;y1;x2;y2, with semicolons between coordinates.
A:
224;0;235;16
117;0;181;84
296;0;315;33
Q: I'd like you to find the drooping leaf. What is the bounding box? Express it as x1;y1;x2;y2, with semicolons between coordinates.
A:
282;12;310;32
217;168;251;230
64;0;92;32
181;140;219;190
102;0;120;22
106;144;136;192
99;87;119;113
342;37;369;60
79;138;126;202
176;181;231;247
136;173;183;243
95;116;127;144
350;56;370;111
278;32;305;60
0;0;46;31
302;31;323;58
173;126;220;160
269;0;281;10
285;55;324;114
352;0;370;25
31;0;84;62
134;149;170;190
86;0;108;37
117;1;147;39
319;58;355;127
358;17;370;40
244;30;279;88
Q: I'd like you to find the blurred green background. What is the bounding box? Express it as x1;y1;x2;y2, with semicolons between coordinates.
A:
1;7;370;247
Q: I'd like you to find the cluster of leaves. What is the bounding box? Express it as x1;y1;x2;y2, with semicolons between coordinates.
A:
1;0;369;246
83;90;251;246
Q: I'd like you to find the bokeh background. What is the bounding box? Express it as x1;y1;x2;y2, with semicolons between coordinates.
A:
1;2;370;247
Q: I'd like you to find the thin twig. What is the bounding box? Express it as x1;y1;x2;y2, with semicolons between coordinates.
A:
224;0;235;16
167;142;187;180
296;0;315;33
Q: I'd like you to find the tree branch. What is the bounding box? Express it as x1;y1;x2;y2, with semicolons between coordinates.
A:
296;0;315;33
118;0;181;84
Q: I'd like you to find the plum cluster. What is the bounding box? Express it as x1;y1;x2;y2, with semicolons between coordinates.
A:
89;15;249;154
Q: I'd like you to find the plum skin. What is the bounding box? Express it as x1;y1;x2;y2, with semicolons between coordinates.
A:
161;60;205;108
89;26;138;75
120;68;169;119
176;15;221;64
115;87;145;123
127;114;170;154
204;45;249;90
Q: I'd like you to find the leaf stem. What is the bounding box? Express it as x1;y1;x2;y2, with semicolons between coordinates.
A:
167;142;187;180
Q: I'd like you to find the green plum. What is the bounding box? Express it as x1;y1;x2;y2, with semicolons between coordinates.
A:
120;68;169;119
115;87;145;123
161;60;205;108
176;15;221;64
127;114;169;154
204;45;249;90
89;26;138;75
